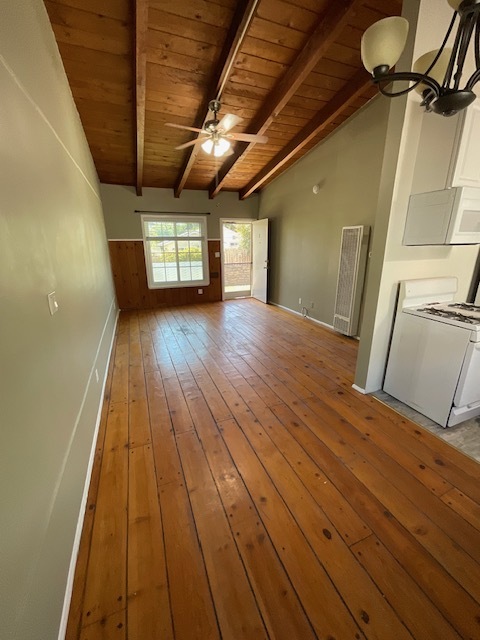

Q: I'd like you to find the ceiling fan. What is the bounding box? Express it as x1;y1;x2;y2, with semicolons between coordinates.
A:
165;99;268;158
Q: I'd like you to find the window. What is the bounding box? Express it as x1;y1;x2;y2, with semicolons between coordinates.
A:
141;215;210;289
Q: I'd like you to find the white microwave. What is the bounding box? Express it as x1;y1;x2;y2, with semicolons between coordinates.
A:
403;187;480;245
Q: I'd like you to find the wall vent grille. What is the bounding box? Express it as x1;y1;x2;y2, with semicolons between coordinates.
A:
333;225;370;337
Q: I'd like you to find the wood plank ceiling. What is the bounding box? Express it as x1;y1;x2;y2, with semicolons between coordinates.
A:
44;0;403;198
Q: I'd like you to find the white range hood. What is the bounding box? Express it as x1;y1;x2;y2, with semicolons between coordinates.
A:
403;187;480;245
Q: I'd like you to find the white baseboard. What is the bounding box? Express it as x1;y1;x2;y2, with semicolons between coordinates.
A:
352;383;367;394
269;302;334;330
57;301;119;640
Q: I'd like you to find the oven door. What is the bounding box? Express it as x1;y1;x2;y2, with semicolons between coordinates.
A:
384;313;471;426
453;341;480;407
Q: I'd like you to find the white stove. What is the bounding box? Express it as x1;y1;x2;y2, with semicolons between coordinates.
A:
384;277;480;427
404;302;480;338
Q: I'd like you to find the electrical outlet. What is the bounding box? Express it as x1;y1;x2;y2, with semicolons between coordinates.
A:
299;297;302;305
198;288;203;294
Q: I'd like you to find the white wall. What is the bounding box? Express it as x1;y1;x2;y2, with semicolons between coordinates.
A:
258;96;390;326
355;0;480;392
100;184;259;240
0;2;117;638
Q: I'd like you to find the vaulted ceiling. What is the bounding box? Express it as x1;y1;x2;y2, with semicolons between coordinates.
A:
44;0;402;198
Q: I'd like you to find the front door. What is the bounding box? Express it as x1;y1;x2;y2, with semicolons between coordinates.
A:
251;218;269;303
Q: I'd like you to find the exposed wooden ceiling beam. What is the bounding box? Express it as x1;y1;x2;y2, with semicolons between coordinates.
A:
173;0;260;199
135;0;148;197
209;0;362;199
239;70;371;199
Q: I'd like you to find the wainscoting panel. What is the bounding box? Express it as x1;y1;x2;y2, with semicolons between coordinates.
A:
109;240;222;310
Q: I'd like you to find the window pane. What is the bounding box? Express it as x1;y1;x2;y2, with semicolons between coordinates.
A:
152;265;167;283
145;221;161;237
175;222;189;237
189;240;202;254
187;222;201;237
142;215;208;289
145;221;175;237
180;264;192;281
165;266;177;282
191;264;204;280
163;243;177;264
160;222;175;236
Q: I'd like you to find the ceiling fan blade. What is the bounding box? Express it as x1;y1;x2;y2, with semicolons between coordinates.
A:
224;146;235;156
227;132;268;144
175;136;210;150
217;113;243;133
166;122;207;134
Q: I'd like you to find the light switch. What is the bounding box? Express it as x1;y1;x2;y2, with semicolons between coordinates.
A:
47;291;59;315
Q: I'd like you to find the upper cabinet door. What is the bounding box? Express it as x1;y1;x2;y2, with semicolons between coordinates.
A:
449;102;480;188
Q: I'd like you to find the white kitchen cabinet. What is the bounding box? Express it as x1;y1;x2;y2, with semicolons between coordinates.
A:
448;102;480;188
411;101;480;194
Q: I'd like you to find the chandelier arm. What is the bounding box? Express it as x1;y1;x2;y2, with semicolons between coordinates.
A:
466;66;480;89
453;14;476;89
443;11;464;88
374;72;441;98
475;15;480;70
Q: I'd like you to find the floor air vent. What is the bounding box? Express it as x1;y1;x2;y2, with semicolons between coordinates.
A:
333;225;370;336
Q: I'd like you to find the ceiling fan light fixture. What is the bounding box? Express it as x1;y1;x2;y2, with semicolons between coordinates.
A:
213;137;231;157
201;136;231;157
201;138;214;154
362;0;480;117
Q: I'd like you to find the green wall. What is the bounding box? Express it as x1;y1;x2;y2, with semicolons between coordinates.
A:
0;2;117;638
258;97;390;327
100;184;259;240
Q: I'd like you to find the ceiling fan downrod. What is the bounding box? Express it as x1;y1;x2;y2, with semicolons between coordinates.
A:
205;99;222;132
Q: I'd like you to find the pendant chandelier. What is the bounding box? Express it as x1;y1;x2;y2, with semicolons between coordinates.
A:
361;0;480;117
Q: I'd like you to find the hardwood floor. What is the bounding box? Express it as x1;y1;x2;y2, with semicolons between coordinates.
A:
67;299;480;640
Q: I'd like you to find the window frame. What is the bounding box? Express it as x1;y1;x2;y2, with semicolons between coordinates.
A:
141;214;210;290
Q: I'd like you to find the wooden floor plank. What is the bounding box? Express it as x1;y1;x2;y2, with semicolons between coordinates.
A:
363;392;480;502
81;402;128;627
144;369;183;486
285;395;480;603
441;487;480;531
171;372;318;639
128;364;152;448
109;342;129;404
127;444;173;639
176;430;268;639
161;375;195;434
351;535;462;640
68;300;480;640
79;610;126;640
219;414;414;640
172;320;372;548
218;417;365;639
159;480;220;640
272;402;480;639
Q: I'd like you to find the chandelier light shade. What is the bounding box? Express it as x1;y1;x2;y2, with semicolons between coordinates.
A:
201;136;231;157
412;48;453;94
360;17;409;74
361;0;480;117
201;138;214;154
